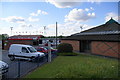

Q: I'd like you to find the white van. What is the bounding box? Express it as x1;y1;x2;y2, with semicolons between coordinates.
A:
8;44;45;61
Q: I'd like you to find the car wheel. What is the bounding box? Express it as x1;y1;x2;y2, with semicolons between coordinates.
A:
10;56;15;61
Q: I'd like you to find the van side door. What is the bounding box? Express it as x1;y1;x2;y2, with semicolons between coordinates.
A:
21;47;30;58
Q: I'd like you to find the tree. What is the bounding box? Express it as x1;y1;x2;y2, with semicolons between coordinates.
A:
2;34;9;40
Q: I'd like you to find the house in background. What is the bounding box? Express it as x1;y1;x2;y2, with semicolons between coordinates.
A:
61;18;120;58
40;38;60;45
3;35;43;50
3;35;61;50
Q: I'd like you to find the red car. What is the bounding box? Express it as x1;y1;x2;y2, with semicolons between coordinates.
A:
36;47;57;54
36;47;48;53
44;46;57;53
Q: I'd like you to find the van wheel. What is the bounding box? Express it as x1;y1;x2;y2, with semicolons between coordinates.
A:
10;56;15;61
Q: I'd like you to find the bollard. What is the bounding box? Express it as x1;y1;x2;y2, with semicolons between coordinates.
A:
37;54;40;67
48;42;51;62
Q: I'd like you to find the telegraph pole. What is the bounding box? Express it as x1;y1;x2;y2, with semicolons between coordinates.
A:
56;22;58;48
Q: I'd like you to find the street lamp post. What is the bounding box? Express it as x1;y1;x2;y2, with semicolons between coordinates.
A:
43;26;46;36
10;27;13;35
80;26;83;32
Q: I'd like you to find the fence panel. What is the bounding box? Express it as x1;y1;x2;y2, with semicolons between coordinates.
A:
3;53;57;79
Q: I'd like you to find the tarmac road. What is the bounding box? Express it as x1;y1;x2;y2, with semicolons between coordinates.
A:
1;50;56;79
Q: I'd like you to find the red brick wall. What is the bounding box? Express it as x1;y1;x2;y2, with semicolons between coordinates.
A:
91;41;120;58
4;40;33;50
61;40;80;51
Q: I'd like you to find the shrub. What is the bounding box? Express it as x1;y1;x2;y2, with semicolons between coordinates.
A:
57;43;74;55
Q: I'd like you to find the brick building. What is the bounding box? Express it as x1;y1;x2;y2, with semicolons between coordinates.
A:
3;35;43;50
61;18;120;58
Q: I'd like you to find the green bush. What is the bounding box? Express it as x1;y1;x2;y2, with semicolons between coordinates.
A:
57;43;77;56
57;43;73;53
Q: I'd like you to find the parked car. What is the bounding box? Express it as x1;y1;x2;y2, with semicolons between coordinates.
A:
36;46;57;54
0;60;9;75
8;44;45;61
44;42;60;46
36;47;48;54
44;43;54;46
51;42;61;46
44;46;57;54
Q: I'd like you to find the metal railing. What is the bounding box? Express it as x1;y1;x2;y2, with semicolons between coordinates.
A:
3;53;57;79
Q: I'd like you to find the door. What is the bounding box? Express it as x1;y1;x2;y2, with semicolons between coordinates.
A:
80;40;85;52
80;40;91;53
21;47;30;58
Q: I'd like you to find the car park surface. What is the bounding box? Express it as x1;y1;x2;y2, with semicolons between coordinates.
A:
1;47;57;79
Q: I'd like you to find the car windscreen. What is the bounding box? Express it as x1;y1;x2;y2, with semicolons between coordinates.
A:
37;48;42;51
27;47;37;53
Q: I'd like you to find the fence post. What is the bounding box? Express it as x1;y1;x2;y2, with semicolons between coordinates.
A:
48;42;51;62
37;54;40;67
17;59;20;78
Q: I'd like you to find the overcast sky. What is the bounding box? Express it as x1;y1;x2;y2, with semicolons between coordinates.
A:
0;0;119;36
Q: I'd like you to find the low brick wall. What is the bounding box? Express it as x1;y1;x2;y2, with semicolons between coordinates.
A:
91;41;120;58
61;40;80;52
61;40;120;58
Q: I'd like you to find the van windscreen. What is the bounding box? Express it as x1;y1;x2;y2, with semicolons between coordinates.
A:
27;47;37;53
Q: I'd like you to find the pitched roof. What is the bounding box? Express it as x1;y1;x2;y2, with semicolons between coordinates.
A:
105;18;119;24
8;35;43;40
63;18;120;41
76;18;120;35
63;34;120;41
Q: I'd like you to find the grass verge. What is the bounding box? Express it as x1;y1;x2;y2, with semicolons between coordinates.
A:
25;53;119;78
